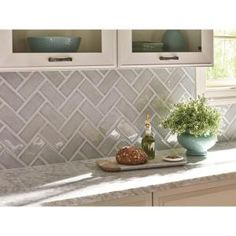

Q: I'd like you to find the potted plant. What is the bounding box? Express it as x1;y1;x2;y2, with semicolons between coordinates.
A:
161;96;221;156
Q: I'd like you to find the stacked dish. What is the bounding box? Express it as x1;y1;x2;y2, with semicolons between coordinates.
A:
132;41;164;52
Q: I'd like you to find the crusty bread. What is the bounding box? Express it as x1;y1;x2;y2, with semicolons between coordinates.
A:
116;146;148;165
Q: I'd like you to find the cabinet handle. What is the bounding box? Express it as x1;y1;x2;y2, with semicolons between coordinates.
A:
48;57;73;62
159;56;179;60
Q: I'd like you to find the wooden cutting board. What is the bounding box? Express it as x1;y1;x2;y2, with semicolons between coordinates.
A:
96;155;187;172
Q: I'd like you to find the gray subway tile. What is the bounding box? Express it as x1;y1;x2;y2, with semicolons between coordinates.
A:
155;135;171;150
19;72;32;78
19;93;45;121
150;76;170;100
70;152;85;161
135;69;144;74
0;142;3;153
166;85;192;104
60;133;84;160
80;121;104;146
40;146;65;164
134;87;154;112
133;69;153;92
40;81;65;108
225;118;236;140
115;79;137;103
60;91;84;117
116;98;138;122
82;70;102;85
60;71;73;77
225;104;236;122
19;136;45;165
100;70;108;75
18;72;44;99
165;68;185;90
59;71;84;97
0;127;25;156
150;96;170;118
40;103;65;129
0;150;24;169
98;88;120;114
79;80;103;105
99;136;118;156
152;115;169;138
79;100;103;126
98;70;119;95
180;74;195;97
0;84;24;111
117;119;138;142
99;109;121;135
61;111;84;139
183;67;196;78
31;158;46;167
42;71;64;87
0;72;23;89
80;142;102;159
0;106;25;133
151;68;170;83
19;115;45;143
118;69;137;84
40;124;66;150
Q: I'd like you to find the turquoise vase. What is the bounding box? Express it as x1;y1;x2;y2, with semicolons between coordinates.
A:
162;30;186;52
177;132;217;156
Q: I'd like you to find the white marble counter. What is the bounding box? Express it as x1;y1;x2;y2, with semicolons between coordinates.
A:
0;141;236;206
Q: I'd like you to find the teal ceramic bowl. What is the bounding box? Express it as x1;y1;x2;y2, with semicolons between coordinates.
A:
177;133;217;156
28;36;81;52
132;41;164;52
162;30;186;52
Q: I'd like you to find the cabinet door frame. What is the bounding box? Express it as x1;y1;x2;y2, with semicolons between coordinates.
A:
118;30;213;67
153;178;236;206
0;30;117;71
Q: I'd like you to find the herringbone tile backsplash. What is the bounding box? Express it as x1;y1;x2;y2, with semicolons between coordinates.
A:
0;68;233;169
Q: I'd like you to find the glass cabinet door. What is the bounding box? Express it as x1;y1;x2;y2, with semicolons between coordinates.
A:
12;30;102;53
118;30;213;67
0;30;116;69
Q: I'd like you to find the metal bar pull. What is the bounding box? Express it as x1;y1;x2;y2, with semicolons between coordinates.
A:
48;57;73;62
159;56;179;60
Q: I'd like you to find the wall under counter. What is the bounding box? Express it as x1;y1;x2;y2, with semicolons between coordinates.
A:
0;68;235;170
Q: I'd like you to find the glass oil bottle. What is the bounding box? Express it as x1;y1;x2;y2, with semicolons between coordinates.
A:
141;114;155;159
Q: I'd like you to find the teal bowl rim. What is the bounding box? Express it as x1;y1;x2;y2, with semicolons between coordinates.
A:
27;36;81;40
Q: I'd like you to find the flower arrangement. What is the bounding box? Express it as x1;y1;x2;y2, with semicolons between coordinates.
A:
161;96;221;137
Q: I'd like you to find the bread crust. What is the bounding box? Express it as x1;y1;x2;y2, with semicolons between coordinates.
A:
116;146;148;165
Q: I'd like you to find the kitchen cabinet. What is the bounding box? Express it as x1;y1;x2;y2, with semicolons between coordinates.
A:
153;178;236;206
0;29;213;70
118;30;213;67
83;178;236;206
81;193;152;206
0;30;116;70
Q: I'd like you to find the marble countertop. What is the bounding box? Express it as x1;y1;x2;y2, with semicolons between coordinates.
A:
1;141;236;206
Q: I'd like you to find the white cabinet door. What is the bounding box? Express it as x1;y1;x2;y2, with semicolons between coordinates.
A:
118;30;213;67
81;194;152;206
153;181;236;206
0;30;116;70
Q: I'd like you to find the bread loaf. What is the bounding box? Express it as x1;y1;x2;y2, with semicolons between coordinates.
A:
116;146;148;165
